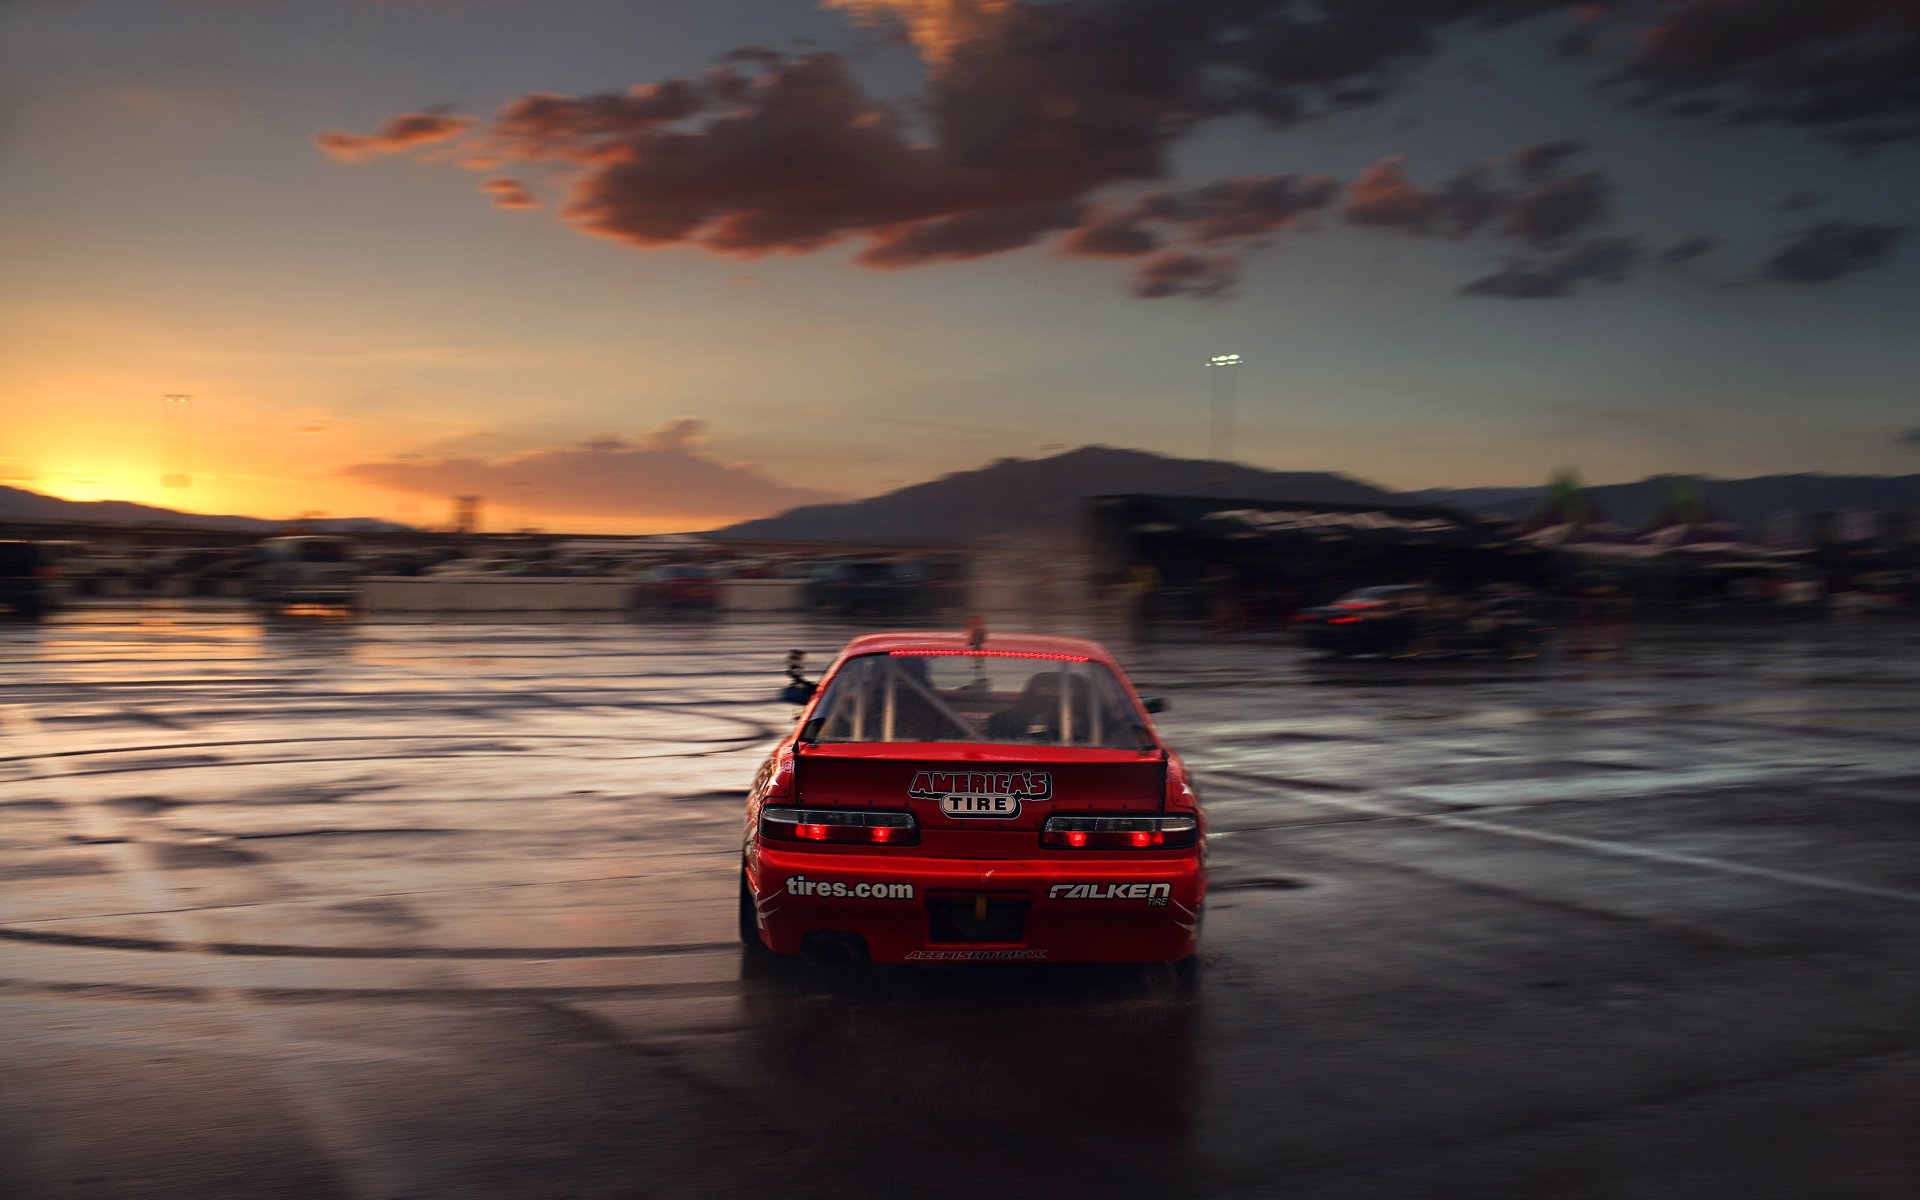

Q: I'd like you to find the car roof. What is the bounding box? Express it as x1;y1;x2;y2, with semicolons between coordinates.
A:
836;631;1120;664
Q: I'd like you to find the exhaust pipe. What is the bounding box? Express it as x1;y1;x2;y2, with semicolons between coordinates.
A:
799;931;870;969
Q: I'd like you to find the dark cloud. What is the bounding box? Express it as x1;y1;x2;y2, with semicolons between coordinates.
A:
1826;122;1920;152
314;110;472;161
1131;174;1337;244
1129;251;1239;299
1621;0;1920;139
1460;237;1641;299
1512;138;1587;180
342;420;843;522
1503;172;1610;246
1055;173;1335;266
1759;221;1910;284
1779;191;1821;211
488;82;706;162
1057;209;1162;258
480;177;538;209
1344;154;1604;246
1662;97;1723;118
1895;427;1920;448
318;0;1917;300
859;201;1086;267
1655;234;1720;266
509;55;1055;256
1343;157;1504;238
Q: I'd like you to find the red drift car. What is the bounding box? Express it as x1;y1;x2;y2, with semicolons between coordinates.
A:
739;631;1205;965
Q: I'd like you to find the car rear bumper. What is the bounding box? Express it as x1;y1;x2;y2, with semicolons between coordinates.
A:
747;844;1204;964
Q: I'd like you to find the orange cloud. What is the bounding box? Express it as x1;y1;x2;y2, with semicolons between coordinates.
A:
481;177;538;208
341;420;846;524
314;111;475;162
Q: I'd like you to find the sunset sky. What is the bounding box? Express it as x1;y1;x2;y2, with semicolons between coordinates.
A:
3;0;1915;533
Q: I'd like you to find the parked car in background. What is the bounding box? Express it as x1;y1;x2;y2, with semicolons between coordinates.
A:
1297;584;1552;660
893;556;969;611
803;559;925;617
0;540;60;620
631;564;720;613
251;535;360;612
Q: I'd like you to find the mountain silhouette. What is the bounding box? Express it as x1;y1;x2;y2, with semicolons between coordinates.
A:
0;485;413;534
714;446;1399;543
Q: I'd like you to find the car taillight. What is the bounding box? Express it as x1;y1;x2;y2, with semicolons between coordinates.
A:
1041;815;1198;850
1327;616;1362;624
761;807;919;846
759;752;795;802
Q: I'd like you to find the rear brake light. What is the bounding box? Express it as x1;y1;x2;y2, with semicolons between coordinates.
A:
889;649;1090;662
762;807;919;846
1042;815;1198;850
1327;616;1362;624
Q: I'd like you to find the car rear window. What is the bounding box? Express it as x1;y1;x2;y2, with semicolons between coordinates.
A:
809;653;1151;749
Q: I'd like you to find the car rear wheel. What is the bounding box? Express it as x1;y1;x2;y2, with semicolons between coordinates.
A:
737;866;764;948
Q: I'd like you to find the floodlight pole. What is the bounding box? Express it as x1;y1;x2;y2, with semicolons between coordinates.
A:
1206;355;1241;493
161;394;192;495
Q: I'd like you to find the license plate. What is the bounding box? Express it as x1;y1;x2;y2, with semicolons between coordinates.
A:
940;794;1021;819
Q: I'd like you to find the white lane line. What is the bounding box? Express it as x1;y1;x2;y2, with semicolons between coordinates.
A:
0;705;412;1200
1231;774;1920;908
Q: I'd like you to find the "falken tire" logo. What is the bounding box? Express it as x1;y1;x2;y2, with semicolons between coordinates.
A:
1048;882;1171;904
910;769;1052;819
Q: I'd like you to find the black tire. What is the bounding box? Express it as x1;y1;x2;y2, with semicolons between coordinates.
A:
738;867;764;948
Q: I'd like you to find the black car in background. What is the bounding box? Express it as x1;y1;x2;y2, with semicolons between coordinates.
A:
0;541;58;621
801;559;921;616
1297;584;1552;660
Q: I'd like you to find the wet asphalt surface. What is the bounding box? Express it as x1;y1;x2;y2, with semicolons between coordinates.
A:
1;606;1917;1200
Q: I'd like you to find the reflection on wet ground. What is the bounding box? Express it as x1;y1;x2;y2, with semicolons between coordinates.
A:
2;607;1917;1199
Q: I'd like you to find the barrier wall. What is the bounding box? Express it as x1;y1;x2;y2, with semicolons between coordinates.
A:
360;578;628;611
359;576;809;612
72;578;251;599
722;579;806;611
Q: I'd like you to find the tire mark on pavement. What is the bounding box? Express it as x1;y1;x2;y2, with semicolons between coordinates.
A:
0;704;418;1200
1223;768;1920;907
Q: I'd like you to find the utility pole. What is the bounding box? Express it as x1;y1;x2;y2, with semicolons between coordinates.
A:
160;394;192;499
1206;355;1241;493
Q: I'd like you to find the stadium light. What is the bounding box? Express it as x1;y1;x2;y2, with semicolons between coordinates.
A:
1205;355;1242;493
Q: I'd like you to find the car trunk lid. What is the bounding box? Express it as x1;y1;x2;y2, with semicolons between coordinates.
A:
794;744;1166;851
